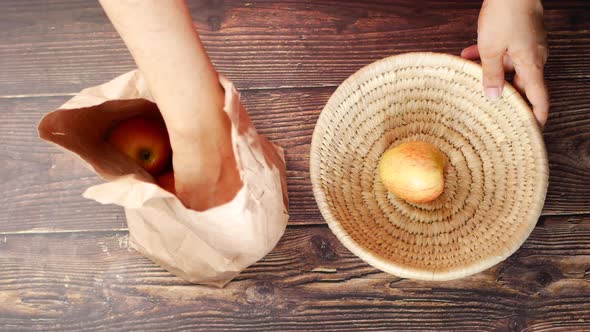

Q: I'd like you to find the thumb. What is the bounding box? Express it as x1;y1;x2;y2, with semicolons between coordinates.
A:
479;48;506;99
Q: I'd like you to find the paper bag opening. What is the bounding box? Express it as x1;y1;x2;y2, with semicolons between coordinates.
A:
41;99;169;180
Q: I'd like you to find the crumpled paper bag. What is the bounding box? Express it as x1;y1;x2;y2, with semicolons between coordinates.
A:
38;70;289;287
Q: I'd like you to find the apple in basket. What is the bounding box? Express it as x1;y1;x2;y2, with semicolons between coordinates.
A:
379;141;446;204
107;116;174;188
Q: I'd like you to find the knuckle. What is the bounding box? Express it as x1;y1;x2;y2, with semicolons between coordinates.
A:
477;42;502;56
527;61;544;71
512;51;545;72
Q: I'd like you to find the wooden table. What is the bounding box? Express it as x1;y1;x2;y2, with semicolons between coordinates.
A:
1;1;589;330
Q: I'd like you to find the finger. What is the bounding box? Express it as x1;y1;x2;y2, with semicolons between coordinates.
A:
461;44;480;59
462;44;515;73
512;72;526;95
514;62;550;127
479;48;505;99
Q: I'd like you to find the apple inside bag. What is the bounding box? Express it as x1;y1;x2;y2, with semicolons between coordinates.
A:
38;70;289;287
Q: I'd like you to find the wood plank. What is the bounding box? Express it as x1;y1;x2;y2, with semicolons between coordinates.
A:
0;216;589;331
1;1;589;330
0;0;589;96
542;79;590;216
2;76;590;232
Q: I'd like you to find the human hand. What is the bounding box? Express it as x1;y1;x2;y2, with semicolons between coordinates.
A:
461;0;549;127
100;0;242;211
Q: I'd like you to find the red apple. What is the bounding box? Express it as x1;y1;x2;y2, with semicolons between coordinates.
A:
156;170;176;194
107;116;171;176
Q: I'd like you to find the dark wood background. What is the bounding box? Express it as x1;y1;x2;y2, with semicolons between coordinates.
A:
1;0;590;331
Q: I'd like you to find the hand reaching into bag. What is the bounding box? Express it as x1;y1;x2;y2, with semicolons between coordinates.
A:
99;0;242;211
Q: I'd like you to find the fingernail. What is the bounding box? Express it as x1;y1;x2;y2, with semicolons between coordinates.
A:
485;87;500;99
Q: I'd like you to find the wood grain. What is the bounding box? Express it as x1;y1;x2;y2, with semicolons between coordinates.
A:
1;1;590;330
0;0;589;96
2;79;590;232
0;216;589;331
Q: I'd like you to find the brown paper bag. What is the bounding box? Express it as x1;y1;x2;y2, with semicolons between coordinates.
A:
38;70;289;287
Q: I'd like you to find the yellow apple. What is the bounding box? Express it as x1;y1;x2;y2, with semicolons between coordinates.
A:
379;141;445;203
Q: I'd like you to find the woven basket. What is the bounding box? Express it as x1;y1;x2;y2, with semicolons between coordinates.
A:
310;52;548;281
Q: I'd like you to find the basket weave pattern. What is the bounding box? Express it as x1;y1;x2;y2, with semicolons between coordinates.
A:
310;53;548;280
